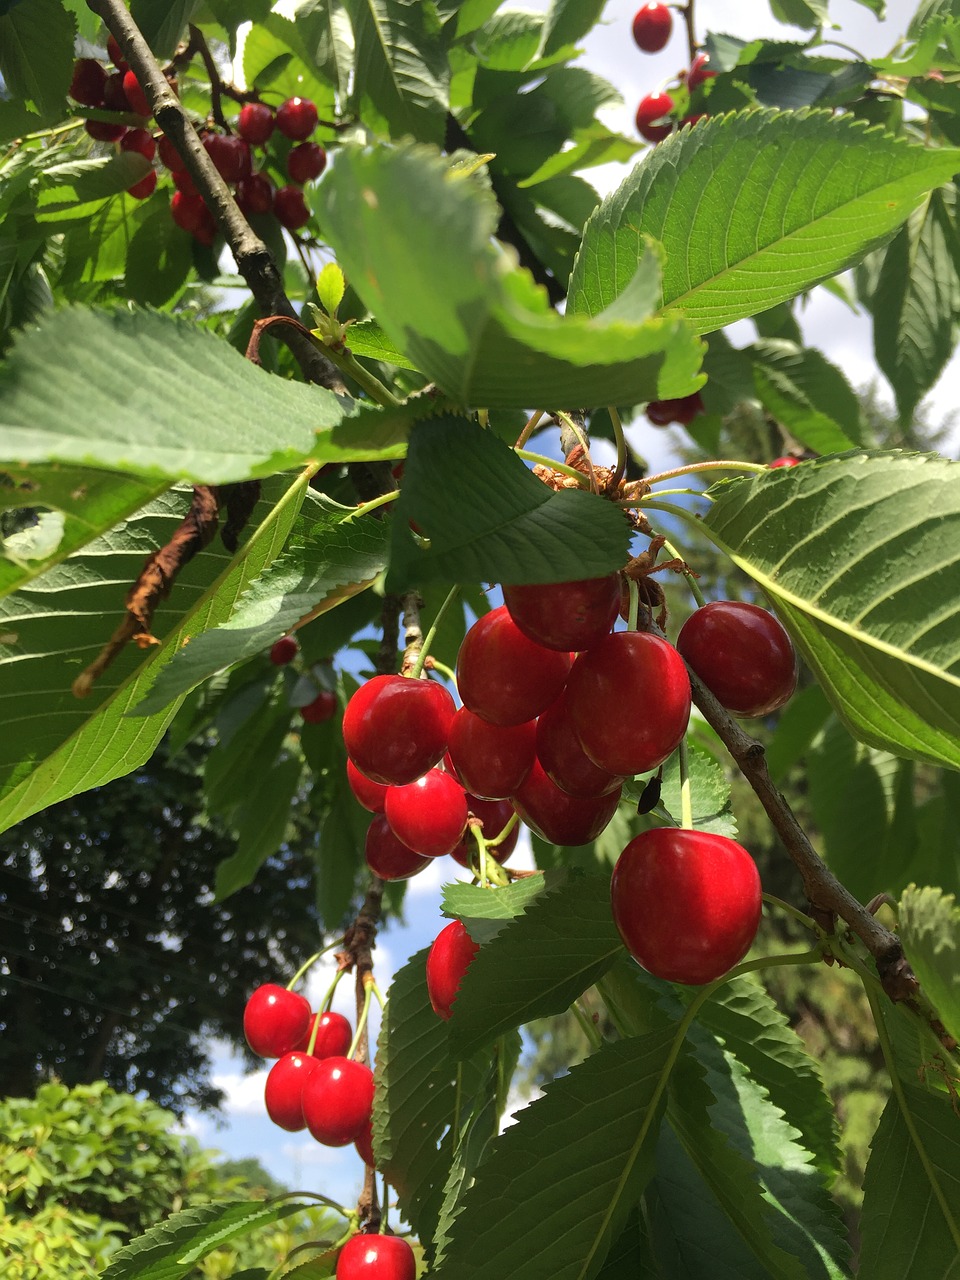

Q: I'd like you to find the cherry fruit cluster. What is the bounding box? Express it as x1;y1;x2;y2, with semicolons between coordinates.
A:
630;4;716;143
269;634;339;724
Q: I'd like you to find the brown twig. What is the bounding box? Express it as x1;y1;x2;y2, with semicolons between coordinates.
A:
679;0;698;66
187;24;230;131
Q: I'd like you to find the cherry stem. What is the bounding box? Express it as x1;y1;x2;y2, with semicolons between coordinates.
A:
514;408;545;449
424;656;457;684
470;823;509;888
410;584;461;680
287;939;345;990
660;536;708;607
608;406;628;487
322;341;404;407
678;0;698;64
348;981;375;1060
342;489;400;523
678;737;694;829
270;1190;354;1218
762;893;818;932
626;578;641;632
487;811;518;848
515;449;592;488
571;1000;603;1051
640;460;767;487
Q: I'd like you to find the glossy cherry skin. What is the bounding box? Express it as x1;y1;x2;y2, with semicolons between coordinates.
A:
457;606;572;727
676;601;797;717
157;133;187;172
355;1118;376;1168
274;185;311;230
365;815;431;880
85;119;127;143
107;34;126;68
501;575;620;653
236;173;274;216
385;768;467;858
347;760;390;813
513;759;621;846
646;392;704;426
264;1051;319;1131
426;919;479;1020
120;128;156;162
70;59;107;107
769;455;799;469
302;1056;374;1146
611;828;762;985
687;51;717;90
301;689;338;724
203;132;250;183
343;675;455;785
238;102;276;144
127;170;158;200
536;692;623;798
632;3;672;52
336;1234;416;1280
287;142;328;183
451;796;519;867
295;1010;353;1057
122;69;151;117
565;631;691;777
446;707;536;800
636;91;674;142
243;984;312;1058
276;96;318;140
270;635;298;665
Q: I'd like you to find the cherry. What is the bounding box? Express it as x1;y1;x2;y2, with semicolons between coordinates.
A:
632;3;672;52
384;768;468;858
264;1051;319;1131
565;631;691;776
611;827;762;984
287;142;327;184
687;51;716;90
122;69;151;117
295;1010;353;1058
173;166;200;197
451;796;519;866
426;919;479;1020
336;1234;416;1280
70;59;107;107
301;689;338;724
365;815;431;880
85;120;126;143
456;606;572;727
106;34;126;68
274;184;311;231
102;70;130;113
636;91;674;143
276;96;319;140
238;102;276;145
127;170;157;200
446;707;536;800
501;574;620;653
236;173;275;217
676;600;797;718
343;675;455;786
270;635;298;665
536;692;623;798
770;455;799;469
243;983;311;1058
347;760;389;814
203;132;250;184
170;191;216;245
157;133;187;172
512;759;622;846
120;128;156;162
355;1118;376;1168
302;1056;374;1146
646;391;704;426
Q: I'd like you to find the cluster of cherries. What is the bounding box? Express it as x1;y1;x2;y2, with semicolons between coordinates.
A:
269;634;340;724
69;41;323;238
631;2;716;142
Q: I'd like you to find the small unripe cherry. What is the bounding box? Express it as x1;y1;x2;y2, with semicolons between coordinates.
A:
636;91;674;142
274;185;311;231
122;69;151;117
127;170;157;200
120;128;156;162
70;58;107;107
632;3;672;53
426;919;479;1020
238;101;276;144
276;96;319;140
270;635;298;665
287;141;328;184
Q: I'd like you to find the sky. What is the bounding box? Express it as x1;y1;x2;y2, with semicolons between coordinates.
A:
185;0;955;1209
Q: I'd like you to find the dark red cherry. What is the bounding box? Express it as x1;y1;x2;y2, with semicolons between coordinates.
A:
687;51;717;90
296;1010;353;1058
276;96;318;140
501;574;620;652
264;1051;319;1131
632;3;672;52
301;689;338;724
157;132;187;172
636;91;674;142
457;606;572;727
270;635;298;665
536;692;624;798
365;815;431;880
274;184;311;231
302;1056;374;1146
343;675;455;786
203;132;250;183
646;392;704;426
451;796;519;867
336;1233;416;1280
102;70;130;112
70;58;107;107
173;165;200;196
127;170;157;200
287;142;327;184
446;707;536;800
236;173;275;216
106;34;126;68
243;983;312;1058
122;69;151;117
120;127;156;162
676;600;797;717
238;102;276;144
384;768;468;858
355;1118;376;1169
85;120;126;143
426;919;479;1020
347;760;390;813
513;759;621;846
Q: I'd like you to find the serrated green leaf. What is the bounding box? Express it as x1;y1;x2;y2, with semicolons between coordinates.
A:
659;740;737;837
569;110;960;335
0;0;75;123
538;0;607;59
340;319;419;370
765;683;832;783
899;885;960;1044
441;873;551;940
287;0;354;98
316;143;705;408
702;453;960;771
750;340;863;453
125;203;194;307
386;415;631;590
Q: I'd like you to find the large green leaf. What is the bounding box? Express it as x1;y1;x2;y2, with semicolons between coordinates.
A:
0;0;75;123
899;885;960;1044
441;872;551;941
750;340;863;453
129;0;199;58
700;454;960;771
290;0;354;98
569;110;960;334
315;144;705;408
538;0;608;58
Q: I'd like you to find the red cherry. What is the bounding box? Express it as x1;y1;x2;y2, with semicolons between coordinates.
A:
636;91;674;142
446;707;536;800
203;132;250;183
296;1010;353;1058
170;192;205;235
70;58;107;107
676;600;797;718
501;574;621;653
287;142;328;184
270;635;298;665
236;173;275;217
646;391;704;426
611;828;762;984
173;165;200;197
243;984;312;1057
264;1051;319;1131
687;51;717;90
365;815;431;880
122;69;151;117
120;127;156;162
565;632;691;776
451;796;519;867
336;1234;416;1280
193;204;218;246
426;919;479;1020
85;119;126;143
127;170;157;200
276;96;318;140
238;102;276;144
513;759;621;846
106;34;126;68
632;3;672;52
157;133;187;172
347;760;390;814
302;1056;374;1146
102;70;130;113
274;185;311;230
385;768;468;858
355;1118;376;1168
343;675;455;786
770;455;800;469
536;692;624;798
301;689;337;724
681;113;708;128
457;606;572;727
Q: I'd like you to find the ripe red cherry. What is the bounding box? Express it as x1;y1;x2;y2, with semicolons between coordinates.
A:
122;69;151;117
127;170;157;200
365;815;431;880
676;600;797;717
384;768;468;858
107;34;126;68
513;759;622;846
611;828;762;984
264;1051;319;1131
236;173;275;216
343;675;455;785
85;119;126;143
355;1118;376;1168
687;51;717;90
565;631;691;776
646;392;704;426
120;128;156;162
446;707;536;800
296;1010;353;1058
287;142;327;184
203;132;250;183
347;760;389;813
238;102;276;144
301;689;338;724
632;3;672;52
274;184;311;231
70;58;107;107
243;984;312;1058
173;165;200;196
102;70;130;112
276;96;319;140
426;919;479;1020
501;574;621;653
457;606;572;727
157;133;187;172
536;692;623;798
451;796;519;867
770;455;799;469
636;91;674;142
336;1234;416;1280
302;1056;374;1146
270;635;298;665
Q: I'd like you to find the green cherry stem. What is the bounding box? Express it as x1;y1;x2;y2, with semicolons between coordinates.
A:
514;408;545;449
470;822;509;888
608;405;628;487
287;939;345;990
425;656;457;684
661;536;708;607
322;343;404;408
410;584;461;680
762;893;818;932
626;578;641;632
348;980;375;1060
571;1000;604;1051
341;489;400;523
515;449;591;487
678;736;694;830
643;459;768;485
487;810;519;849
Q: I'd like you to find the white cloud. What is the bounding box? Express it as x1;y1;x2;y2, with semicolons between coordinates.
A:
212;1067;269;1117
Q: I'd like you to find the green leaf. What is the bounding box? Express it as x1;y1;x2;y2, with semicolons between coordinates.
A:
283;0;354;98
129;0;199;58
765;683;832;783
242;16;337;112
316;144;705;408
0;307;408;483
433;1031;676;1280
899;885;960;1044
125;204;194;307
446;871;624;1058
750;340;863;453
0;0;75;123
441;872;551;941
386;416;631;591
339;319;419;370
702;454;960;771
214;754;304;899
100;1199;307;1280
538;0;607;58
569;110;960;335
657;740;737;837
858;1087;960;1277
769;0;829;26
316;262;346;318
